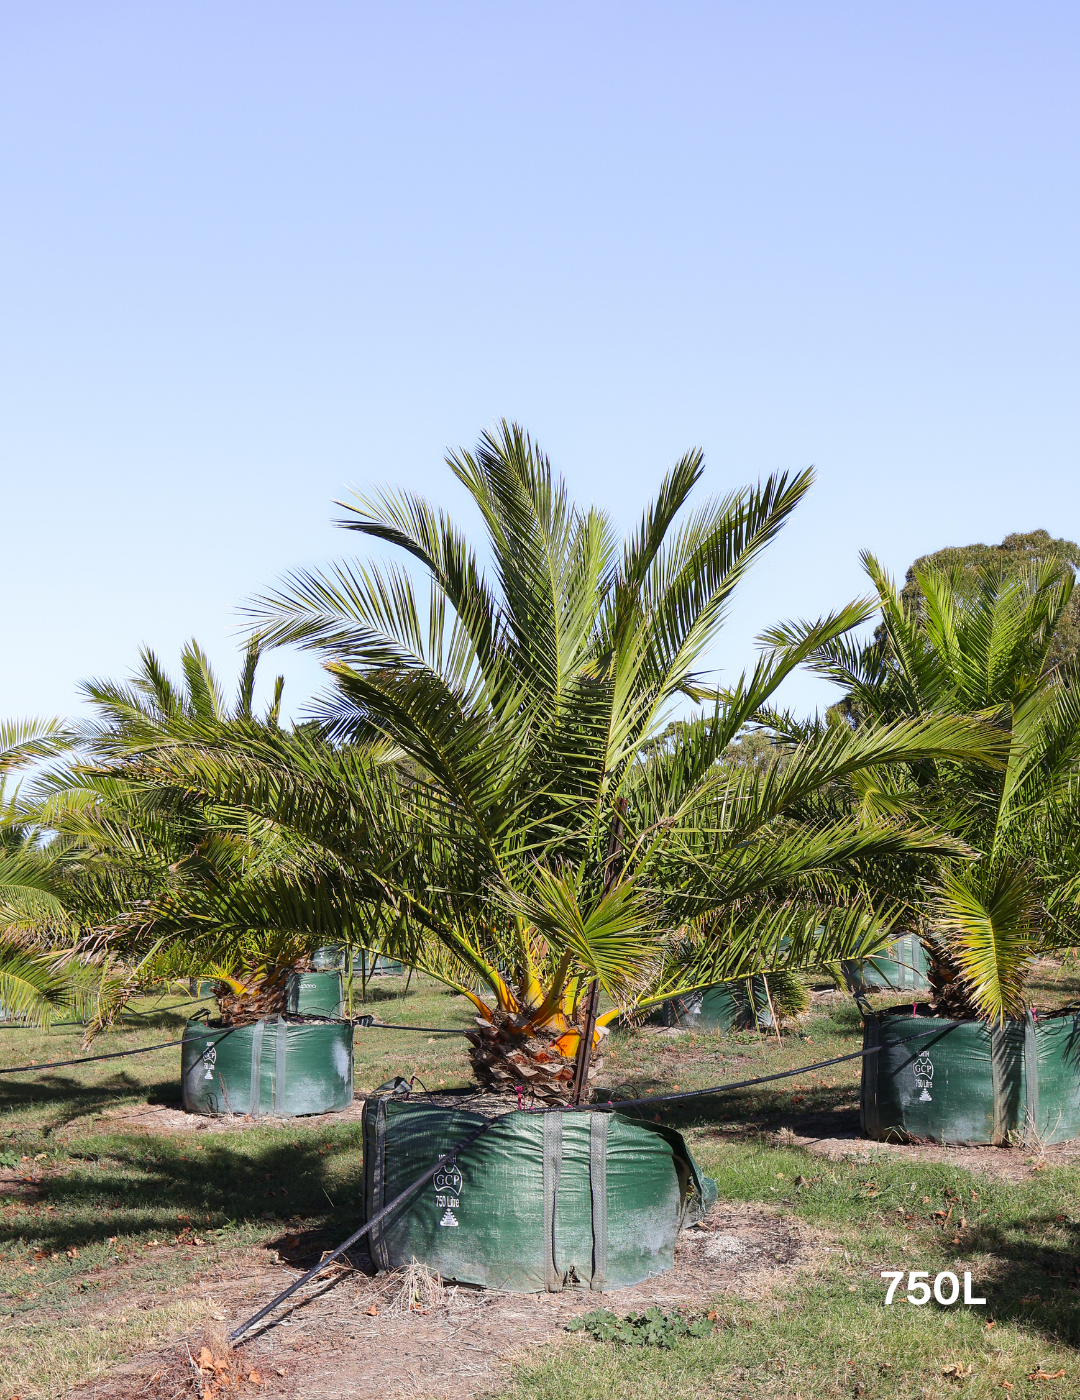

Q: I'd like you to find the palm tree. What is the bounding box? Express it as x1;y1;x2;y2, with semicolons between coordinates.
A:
26;639;314;1032
0;718;89;1026
770;552;1080;1024
166;421;984;1100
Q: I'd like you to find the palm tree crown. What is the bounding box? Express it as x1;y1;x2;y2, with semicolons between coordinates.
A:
779;552;1080;1022
190;422;986;1096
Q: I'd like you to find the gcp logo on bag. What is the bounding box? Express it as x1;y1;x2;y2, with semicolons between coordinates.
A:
434;1163;462;1225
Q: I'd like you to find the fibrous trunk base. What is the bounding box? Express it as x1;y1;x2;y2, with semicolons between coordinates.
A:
215;960;310;1026
464;1011;602;1105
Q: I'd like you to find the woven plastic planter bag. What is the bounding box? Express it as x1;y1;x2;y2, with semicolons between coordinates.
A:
652;976;775;1032
861;1006;1080;1145
285;970;344;1018
842;934;930;995
311;945;406;977
181;1017;354;1117
360;1095;718;1292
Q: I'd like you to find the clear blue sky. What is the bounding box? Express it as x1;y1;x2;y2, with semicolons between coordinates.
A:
3;3;1078;725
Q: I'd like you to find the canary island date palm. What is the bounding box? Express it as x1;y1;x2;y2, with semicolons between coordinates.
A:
26;639;316;1032
162;421;988;1101
0;717;93;1026
768;552;1080;1024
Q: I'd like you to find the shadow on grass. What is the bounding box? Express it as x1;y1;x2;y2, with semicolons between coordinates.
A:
958;1215;1080;1347
0;1127;366;1256
0;1070;179;1125
601;1083;860;1134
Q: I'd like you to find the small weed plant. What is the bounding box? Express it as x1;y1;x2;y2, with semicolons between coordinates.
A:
566;1306;716;1349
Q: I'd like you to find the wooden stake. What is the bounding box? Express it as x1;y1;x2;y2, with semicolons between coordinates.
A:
569;979;601;1106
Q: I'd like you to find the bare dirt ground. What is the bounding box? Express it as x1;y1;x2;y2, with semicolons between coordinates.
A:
97;1097;370;1135
66;1200;813;1400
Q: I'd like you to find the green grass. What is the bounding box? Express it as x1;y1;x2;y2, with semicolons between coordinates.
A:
0;977;475;1397
520;972;1080;1400
503;1117;1080;1399
3;974;1080;1399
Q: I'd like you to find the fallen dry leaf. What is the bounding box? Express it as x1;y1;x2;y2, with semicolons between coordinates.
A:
198;1347;215;1371
1028;1371;1066;1382
248;1372;261;1384
985;1321;996;1331
148;1371;164;1384
274;1368;285;1377
366;1304;378;1316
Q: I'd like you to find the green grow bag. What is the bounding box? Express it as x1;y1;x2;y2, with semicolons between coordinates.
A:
187;979;223;998
843;934;930;994
861;1008;1080;1145
312;945;406;977
653;976;774;1031
286;970;344;1019
360;1097;718;1292
181;1017;354;1117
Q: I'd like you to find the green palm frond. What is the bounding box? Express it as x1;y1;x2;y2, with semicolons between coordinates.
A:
0;939;82;1028
0;717;73;776
933;862;1041;1024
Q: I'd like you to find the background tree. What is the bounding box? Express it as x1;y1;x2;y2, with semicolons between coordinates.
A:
0;718;91;1026
776;552;1080;1023
899;529;1080;672
25;639;325;1035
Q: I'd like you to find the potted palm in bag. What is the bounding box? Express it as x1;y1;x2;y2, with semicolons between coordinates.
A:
777;551;1080;1143
92;425;992;1289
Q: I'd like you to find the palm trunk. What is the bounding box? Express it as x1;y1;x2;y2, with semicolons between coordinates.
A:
464;998;605;1104
216;959;310;1025
924;939;978;1018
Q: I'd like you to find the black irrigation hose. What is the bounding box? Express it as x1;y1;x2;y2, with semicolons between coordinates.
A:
229;1021;950;1342
584;1022;951;1114
0;1031;236;1076
0;1018;464;1075
0;995;217;1034
0;1015;948;1084
230;1116;498;1342
360;1020;469;1034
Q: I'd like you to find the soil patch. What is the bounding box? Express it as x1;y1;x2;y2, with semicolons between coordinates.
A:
99;1097;371;1135
66;1201;810;1400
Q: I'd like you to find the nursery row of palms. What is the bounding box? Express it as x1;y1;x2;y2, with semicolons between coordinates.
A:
4;423;1079;1094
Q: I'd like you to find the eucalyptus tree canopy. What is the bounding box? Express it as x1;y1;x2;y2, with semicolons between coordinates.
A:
899;530;1080;672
